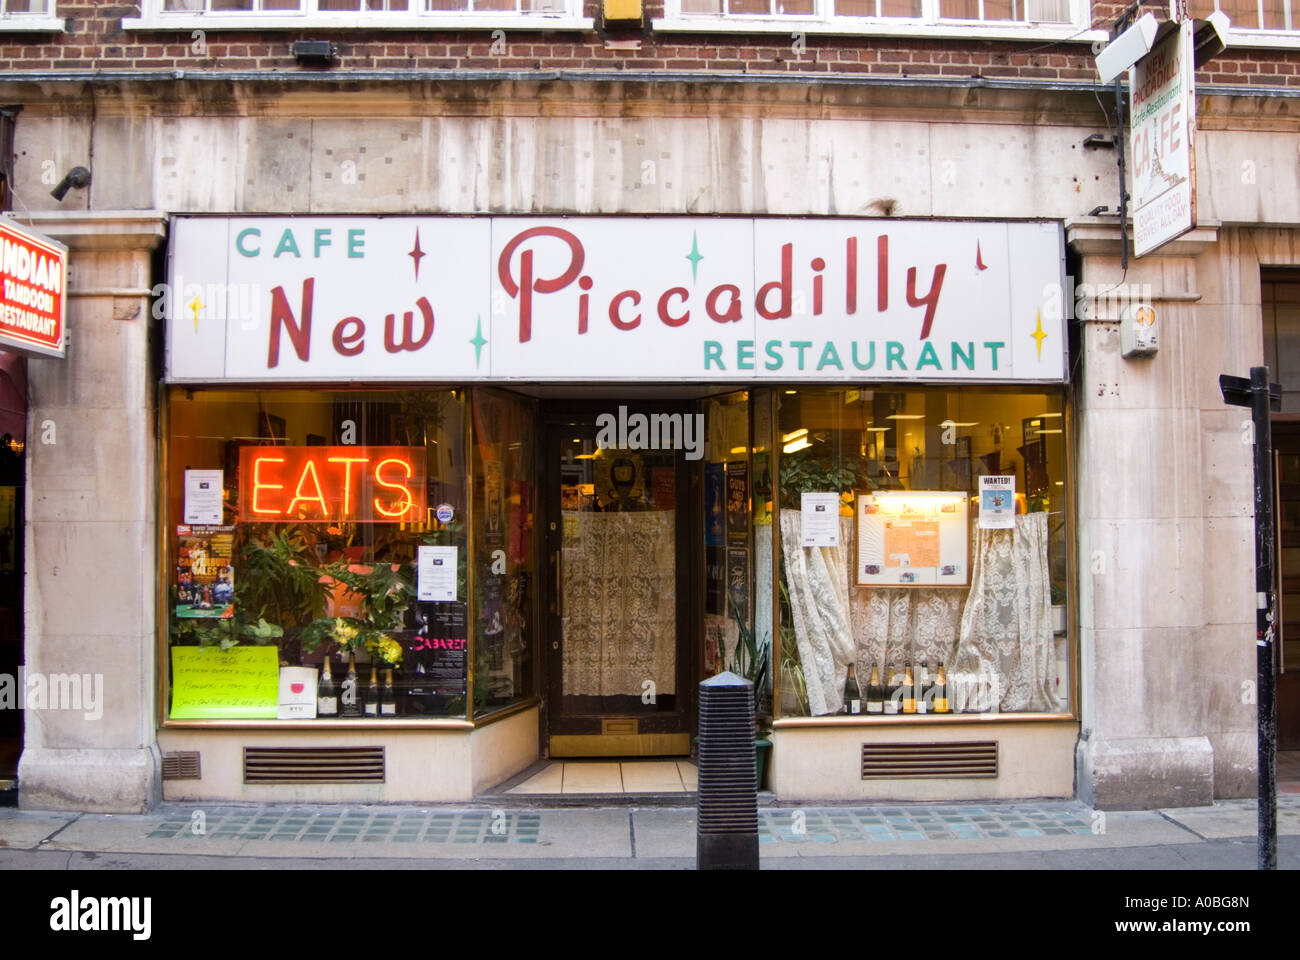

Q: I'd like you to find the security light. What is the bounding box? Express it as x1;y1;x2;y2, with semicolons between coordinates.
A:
1094;12;1160;85
49;165;90;201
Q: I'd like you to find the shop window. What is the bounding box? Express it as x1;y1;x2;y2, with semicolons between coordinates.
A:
470;388;537;719
773;387;1070;719
165;388;472;722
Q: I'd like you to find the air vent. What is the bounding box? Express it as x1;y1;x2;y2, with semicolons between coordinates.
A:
161;751;201;781
861;740;998;779
243;746;385;785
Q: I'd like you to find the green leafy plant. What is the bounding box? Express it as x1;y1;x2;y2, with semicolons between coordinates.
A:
779;446;867;502
726;596;771;722
235;527;331;632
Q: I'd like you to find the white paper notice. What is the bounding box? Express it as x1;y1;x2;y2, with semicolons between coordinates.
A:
979;475;1016;529
277;666;318;720
417;545;458;601
800;492;841;547
184;469;224;525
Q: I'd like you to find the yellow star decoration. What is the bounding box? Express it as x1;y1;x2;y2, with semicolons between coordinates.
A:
1031;310;1047;360
189;296;204;332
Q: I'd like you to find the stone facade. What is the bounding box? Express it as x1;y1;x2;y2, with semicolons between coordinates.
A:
1;3;1294;811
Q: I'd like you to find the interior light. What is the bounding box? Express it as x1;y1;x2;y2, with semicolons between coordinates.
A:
1037;412;1063;418
866;427;891;433
1036;429;1063;435
784;390;798;395
782;428;808;443
783;437;812;454
885;414;926;420
730;446;748;454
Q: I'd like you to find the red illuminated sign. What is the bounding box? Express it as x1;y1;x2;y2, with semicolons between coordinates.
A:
238;446;427;523
1;218;67;359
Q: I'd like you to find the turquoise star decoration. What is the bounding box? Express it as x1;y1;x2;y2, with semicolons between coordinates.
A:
686;231;703;285
470;315;487;368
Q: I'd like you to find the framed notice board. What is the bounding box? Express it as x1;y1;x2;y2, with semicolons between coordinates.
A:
857;491;969;588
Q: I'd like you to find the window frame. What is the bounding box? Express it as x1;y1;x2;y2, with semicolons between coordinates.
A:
0;0;63;31
1195;0;1300;47
124;0;593;32
655;0;1107;42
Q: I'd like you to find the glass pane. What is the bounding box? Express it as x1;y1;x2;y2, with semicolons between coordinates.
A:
1025;0;1070;21
703;393;765;714
939;0;980;17
834;0;877;14
682;0;723;10
879;0;921;16
1;0;50;12
1262;0;1290;31
1219;0;1263;28
425;0;471;9
472;389;536;718
730;0;773;12
556;413;679;717
473;0;515;11
982;0;1016;20
211;0;256;10
165;388;468;721
774;0;815;12
776;387;1069;718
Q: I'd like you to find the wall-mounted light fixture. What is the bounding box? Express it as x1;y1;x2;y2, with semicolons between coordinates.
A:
49;165;90;202
291;40;337;67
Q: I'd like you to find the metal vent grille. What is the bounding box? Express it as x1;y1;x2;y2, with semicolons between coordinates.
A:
861;741;998;779
243;746;385;784
161;751;201;781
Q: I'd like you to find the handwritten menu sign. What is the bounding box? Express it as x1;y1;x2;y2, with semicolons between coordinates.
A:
170;646;279;719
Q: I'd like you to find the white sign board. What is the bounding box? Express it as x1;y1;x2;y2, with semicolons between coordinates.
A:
857;491;968;587
1131;20;1196;258
799;492;841;547
978;475;1017;529
417;545;458;602
165;217;1067;384
183;469;224;525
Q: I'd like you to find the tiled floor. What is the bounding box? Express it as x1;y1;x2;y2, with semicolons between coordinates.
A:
507;760;698;795
144;809;543;845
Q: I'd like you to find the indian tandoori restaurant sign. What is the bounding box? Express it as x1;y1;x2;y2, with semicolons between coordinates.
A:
1130;19;1197;258
0;216;67;360
165;217;1066;383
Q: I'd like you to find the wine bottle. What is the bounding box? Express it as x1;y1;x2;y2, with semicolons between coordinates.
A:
843;664;862;715
381;667;397;717
317;655;338;718
884;664;901;715
866;663;884;714
340;650;362;718
917;661;930;715
364;664;380;717
934;661;950;714
902;661;916;714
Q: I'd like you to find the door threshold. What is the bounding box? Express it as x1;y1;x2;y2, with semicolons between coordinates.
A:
488;758;699;800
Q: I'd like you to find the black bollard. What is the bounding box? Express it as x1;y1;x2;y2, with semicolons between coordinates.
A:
696;671;759;870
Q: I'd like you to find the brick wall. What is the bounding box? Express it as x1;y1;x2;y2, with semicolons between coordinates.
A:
0;1;1295;87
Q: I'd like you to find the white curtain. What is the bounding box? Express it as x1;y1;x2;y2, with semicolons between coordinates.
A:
950;511;1061;713
848;587;963;684
779;513;855;716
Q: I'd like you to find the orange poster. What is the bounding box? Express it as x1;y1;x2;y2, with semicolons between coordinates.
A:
883;519;941;568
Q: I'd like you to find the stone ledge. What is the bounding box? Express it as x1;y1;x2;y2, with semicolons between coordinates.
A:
18;745;161;814
1077;734;1215;810
1066;217;1221;258
10;211;166;253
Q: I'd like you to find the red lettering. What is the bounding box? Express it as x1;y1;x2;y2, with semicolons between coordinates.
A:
497;226;585;343
609;290;642;330
384;296;434;353
706;284;743;323
267;278;313;368
332;317;365;356
756;243;792;320
657;287;690;327
907;263;947;340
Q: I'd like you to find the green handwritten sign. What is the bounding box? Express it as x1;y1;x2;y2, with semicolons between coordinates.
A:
170;646;280;719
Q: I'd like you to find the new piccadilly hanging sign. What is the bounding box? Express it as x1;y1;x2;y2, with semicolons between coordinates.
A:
0;217;67;360
164;217;1066;383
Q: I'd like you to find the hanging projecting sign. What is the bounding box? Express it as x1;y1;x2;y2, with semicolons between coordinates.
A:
165;216;1066;384
1130;19;1197;258
0;216;67;359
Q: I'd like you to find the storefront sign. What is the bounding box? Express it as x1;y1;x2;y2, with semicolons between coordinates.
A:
0;217;67;359
166;217;1066;383
237;445;426;523
1131;20;1196;258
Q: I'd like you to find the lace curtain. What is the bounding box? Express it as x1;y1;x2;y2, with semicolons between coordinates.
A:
561;510;677;697
782;508;1059;716
950;511;1061;713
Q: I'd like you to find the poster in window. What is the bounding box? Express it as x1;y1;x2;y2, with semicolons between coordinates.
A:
405;601;468;713
857;492;968;587
726;546;749;621
978;475;1016;529
175;525;235;618
725;461;749;545
705;462;725;546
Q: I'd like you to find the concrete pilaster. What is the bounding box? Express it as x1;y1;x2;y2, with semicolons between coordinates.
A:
16;212;167;813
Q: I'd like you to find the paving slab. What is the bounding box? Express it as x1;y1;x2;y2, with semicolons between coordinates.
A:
1159;798;1300;840
0;809;75;850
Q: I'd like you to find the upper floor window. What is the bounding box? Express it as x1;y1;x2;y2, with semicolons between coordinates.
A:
1191;0;1295;31
1;1;54;13
667;0;1078;27
146;0;573;17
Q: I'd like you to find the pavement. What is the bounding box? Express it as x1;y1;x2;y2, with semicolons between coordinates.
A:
1;794;1298;869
